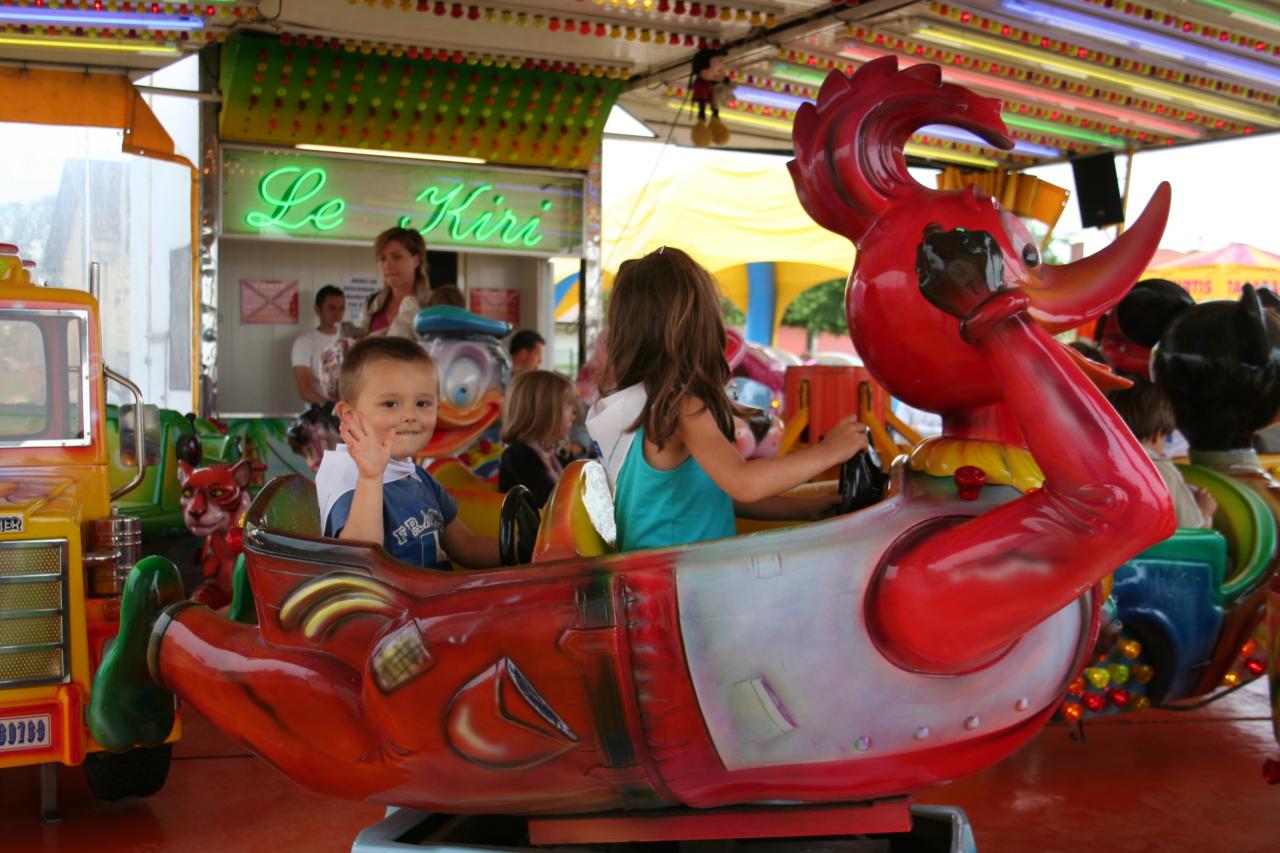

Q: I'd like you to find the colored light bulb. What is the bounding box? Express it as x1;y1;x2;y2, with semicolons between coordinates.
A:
1133;664;1155;684
1108;663;1131;685
1083;692;1106;712
1119;639;1142;660
1085;666;1111;689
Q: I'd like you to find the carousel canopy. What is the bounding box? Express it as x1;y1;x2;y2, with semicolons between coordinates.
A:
602;153;855;323
0;1;1273;169
1145;242;1280;301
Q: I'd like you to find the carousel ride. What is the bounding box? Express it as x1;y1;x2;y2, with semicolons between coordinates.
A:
0;2;1275;846
82;58;1196;846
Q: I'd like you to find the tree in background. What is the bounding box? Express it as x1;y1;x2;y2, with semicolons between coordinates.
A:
781;279;846;352
721;295;745;326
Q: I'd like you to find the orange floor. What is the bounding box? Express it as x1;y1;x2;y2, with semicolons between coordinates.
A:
3;679;1277;852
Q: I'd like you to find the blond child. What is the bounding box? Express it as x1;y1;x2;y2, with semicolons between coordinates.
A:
315;336;500;568
498;370;579;508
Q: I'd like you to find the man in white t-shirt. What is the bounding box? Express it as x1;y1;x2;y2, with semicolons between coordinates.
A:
292;285;347;405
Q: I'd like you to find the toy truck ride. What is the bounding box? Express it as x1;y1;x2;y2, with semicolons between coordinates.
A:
0;247;176;819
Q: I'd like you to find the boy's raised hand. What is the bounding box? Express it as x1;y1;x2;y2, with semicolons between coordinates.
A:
340;412;394;480
821;414;870;463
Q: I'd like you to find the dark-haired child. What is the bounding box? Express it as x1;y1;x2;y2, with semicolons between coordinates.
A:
587;247;868;552
315;336;501;569
1108;378;1215;528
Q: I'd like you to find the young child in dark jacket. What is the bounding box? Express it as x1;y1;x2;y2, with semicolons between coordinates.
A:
498;370;579;508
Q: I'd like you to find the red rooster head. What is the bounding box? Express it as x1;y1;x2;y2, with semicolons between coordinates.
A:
789;57;1170;414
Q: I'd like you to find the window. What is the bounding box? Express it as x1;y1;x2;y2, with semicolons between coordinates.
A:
0;120;194;413
0;310;89;446
0;319;47;438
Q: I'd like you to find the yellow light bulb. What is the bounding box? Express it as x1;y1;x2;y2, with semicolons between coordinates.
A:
1084;666;1111;689
1133;696;1151;711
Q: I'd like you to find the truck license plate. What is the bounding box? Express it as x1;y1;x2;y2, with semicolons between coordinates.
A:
0;714;51;752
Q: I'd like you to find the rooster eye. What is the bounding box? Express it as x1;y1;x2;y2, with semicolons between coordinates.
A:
1022;243;1040;268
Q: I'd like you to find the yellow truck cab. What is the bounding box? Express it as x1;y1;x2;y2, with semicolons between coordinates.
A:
0;249;175;819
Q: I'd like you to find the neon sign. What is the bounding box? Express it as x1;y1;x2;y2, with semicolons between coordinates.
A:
246;167;345;232
226;149;581;256
397;184;552;248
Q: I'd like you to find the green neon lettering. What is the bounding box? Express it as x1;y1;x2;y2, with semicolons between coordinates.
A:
246;166;345;232
476;208;518;242
407;182;549;247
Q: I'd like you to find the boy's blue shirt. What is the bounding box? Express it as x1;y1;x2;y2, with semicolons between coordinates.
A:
316;446;458;569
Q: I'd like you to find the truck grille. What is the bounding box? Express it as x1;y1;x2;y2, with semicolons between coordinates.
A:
0;540;68;688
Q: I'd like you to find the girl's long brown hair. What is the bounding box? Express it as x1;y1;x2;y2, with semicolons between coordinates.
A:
605;246;736;448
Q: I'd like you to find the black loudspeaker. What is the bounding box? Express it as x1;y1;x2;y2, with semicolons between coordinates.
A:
1071;153;1125;228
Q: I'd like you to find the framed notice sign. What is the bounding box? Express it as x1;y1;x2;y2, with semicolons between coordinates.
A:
469;288;520;326
240;279;299;324
342;275;381;326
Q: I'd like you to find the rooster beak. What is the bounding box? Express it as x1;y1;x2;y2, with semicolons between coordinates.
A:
1022;182;1171;333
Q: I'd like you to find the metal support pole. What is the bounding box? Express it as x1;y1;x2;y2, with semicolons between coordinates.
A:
1115;148;1136;238
40;763;60;823
745;262;777;345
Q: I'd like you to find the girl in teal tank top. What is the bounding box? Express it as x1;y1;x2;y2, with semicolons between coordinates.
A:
614;427;736;551
584;248;870;553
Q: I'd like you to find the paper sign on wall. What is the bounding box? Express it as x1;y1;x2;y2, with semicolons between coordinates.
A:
470;288;520;326
240;279;299;324
342;275;381;326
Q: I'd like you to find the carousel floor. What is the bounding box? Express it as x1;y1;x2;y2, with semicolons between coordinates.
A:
3;679;1276;852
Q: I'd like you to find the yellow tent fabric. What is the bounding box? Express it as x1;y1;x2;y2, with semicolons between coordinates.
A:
1144;243;1280;302
603;156;855;335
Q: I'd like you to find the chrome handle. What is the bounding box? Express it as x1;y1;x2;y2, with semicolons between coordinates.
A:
105;365;148;500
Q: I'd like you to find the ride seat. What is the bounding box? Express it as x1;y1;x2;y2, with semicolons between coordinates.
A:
1178;463;1277;606
248;474;323;537
428;456;498;492
532;460;616;562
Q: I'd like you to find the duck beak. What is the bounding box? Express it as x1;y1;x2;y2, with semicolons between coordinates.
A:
1023;182;1171;333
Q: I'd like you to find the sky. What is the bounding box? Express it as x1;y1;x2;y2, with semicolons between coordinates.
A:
602;132;1280;257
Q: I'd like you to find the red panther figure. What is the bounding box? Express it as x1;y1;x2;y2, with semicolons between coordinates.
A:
92;58;1174;817
179;459;252;609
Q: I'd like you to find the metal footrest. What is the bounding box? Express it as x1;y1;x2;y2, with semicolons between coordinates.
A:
351;800;976;852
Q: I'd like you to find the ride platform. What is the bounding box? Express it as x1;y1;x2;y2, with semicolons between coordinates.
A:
1;679;1275;852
